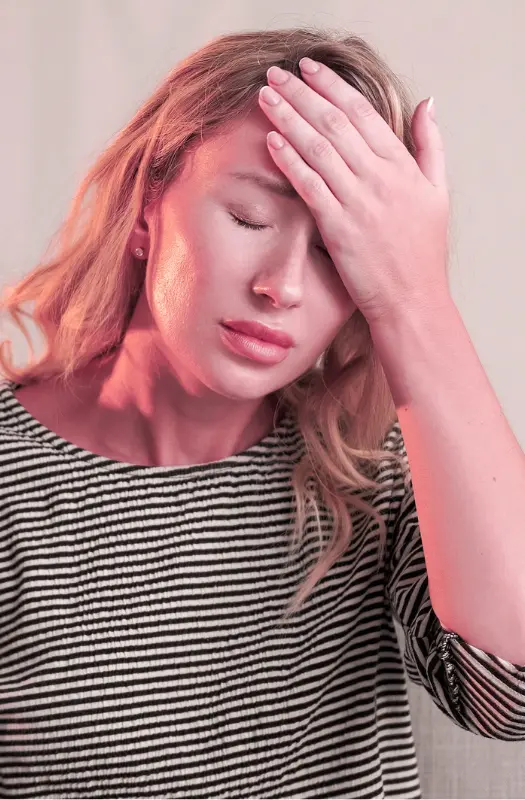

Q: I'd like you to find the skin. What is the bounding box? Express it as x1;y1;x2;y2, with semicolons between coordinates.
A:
16;106;356;467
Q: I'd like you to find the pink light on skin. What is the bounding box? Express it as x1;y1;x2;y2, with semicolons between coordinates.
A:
16;107;357;469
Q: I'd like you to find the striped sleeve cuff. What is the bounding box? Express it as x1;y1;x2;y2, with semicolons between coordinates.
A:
434;622;525;740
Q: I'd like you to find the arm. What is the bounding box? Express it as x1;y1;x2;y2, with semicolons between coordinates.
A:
384;437;525;741
371;296;525;664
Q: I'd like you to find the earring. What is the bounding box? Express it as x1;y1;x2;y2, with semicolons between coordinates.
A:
134;247;145;258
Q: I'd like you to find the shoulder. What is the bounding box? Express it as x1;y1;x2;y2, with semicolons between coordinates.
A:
0;378;55;458
379;418;407;459
374;418;412;494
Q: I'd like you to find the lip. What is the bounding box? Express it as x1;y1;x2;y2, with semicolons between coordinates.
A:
222;319;295;348
219;324;291;366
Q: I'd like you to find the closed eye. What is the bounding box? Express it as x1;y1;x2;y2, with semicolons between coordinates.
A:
229;213;332;259
230;212;268;231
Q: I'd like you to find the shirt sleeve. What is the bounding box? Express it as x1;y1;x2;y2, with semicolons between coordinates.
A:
383;421;525;741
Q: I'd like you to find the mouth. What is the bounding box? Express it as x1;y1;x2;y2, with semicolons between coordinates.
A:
221;319;295;349
219;323;292;366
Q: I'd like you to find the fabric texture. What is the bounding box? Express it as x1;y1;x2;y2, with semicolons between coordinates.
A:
0;378;523;799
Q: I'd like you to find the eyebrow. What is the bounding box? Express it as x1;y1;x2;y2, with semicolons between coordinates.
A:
227;170;299;199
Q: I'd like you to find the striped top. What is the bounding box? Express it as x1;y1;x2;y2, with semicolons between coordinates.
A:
0;377;524;799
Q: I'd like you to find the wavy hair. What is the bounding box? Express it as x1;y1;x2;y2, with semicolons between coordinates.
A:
0;26;414;617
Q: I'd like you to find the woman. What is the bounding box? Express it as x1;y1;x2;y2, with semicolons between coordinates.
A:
0;26;524;799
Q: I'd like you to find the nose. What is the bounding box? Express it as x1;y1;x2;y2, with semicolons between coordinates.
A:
252;242;307;309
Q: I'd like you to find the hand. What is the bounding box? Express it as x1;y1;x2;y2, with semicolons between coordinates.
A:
257;59;451;328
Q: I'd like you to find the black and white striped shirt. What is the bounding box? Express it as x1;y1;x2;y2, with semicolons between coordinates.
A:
0;378;524;799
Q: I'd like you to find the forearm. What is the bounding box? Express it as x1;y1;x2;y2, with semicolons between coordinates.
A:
371;297;525;664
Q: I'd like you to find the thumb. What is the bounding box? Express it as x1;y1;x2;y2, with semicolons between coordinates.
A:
411;97;448;190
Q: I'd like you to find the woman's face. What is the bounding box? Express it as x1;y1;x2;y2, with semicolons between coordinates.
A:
134;107;357;401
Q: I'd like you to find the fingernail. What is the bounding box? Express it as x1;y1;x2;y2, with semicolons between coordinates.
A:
299;57;320;74
427;96;436;121
267;65;289;84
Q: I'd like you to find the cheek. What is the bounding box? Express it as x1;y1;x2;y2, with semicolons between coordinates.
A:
147;204;212;307
337;292;358;325
148;252;230;356
152;259;196;320
308;271;357;341
325;263;356;317
145;251;202;348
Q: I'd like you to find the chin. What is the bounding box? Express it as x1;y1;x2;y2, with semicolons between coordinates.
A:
204;359;296;401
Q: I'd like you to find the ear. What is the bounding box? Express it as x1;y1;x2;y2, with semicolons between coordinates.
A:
128;207;151;259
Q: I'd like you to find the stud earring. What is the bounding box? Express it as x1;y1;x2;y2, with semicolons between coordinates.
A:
134;247;145;258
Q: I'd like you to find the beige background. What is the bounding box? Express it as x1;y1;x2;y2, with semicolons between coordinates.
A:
1;0;524;796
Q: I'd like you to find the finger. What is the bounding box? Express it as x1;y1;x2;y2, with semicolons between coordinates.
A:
258;87;358;206
266;66;375;177
411;98;449;191
265;130;343;233
294;60;408;163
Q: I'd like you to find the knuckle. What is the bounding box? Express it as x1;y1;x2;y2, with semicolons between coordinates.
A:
353;98;375;119
303;175;324;200
311;137;333;159
280;108;295;125
372;175;393;201
321;108;348;133
291;82;308;102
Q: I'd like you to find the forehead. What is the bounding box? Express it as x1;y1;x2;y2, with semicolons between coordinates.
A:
183;108;298;198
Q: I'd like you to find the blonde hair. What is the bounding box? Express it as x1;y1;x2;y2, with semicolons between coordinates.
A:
0;26;414;617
